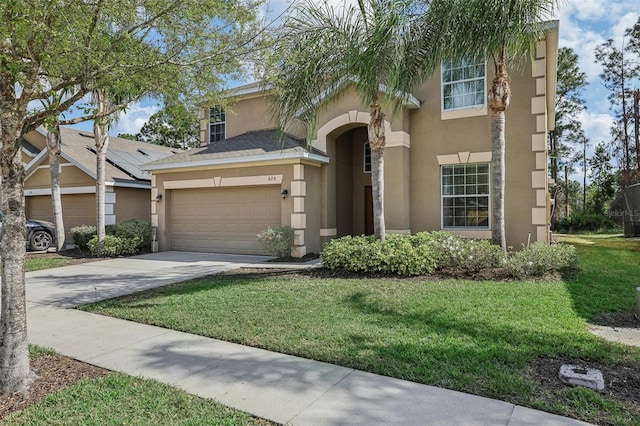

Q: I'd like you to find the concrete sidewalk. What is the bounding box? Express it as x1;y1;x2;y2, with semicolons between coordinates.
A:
26;252;591;426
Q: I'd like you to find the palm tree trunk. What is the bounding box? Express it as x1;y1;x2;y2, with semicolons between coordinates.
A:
94;90;109;257
0;123;34;393
47;127;66;251
488;50;511;250
368;99;386;241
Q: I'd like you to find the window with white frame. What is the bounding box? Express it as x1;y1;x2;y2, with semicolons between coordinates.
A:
441;163;490;228
209;105;226;143
441;57;486;111
363;142;371;173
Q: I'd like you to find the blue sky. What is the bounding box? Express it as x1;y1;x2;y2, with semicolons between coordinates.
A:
73;0;639;172
557;0;639;161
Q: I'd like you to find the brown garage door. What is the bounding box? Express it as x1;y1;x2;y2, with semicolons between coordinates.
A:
170;186;281;254
26;194;95;242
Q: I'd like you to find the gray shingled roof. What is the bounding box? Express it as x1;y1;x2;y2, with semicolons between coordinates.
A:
143;129;328;168
56;127;180;183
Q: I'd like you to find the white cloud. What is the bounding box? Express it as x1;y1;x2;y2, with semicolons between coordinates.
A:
111;102;161;136
558;1;638;84
579;110;614;146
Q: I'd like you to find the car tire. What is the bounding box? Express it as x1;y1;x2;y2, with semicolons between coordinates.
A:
30;230;53;251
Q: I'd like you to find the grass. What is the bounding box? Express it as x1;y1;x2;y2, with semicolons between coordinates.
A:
81;235;640;425
25;257;70;272
4;373;267;425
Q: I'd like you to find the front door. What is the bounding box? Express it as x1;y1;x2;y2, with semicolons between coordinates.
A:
365;186;374;235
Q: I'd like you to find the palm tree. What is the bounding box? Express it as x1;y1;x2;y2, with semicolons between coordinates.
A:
270;0;437;241
425;0;557;249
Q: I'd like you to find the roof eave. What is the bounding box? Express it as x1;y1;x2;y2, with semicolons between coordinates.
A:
141;151;329;172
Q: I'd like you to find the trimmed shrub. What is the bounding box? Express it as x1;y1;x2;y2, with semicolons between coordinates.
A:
383;234;438;276
322;231;576;279
411;231;505;272
505;242;578;278
321;234;437;276
71;225;97;250
112;218;151;250
88;234;142;257
257;225;296;258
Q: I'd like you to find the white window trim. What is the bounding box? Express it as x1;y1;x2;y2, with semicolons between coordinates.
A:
440;162;491;231
209;106;226;143
440;58;487;117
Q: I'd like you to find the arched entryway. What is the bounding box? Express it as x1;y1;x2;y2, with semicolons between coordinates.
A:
313;109;412;245
330;126;373;237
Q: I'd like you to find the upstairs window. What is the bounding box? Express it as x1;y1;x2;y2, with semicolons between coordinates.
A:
441;163;490;229
442;58;486;111
209;105;226;143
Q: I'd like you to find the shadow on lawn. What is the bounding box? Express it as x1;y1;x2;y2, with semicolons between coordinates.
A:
83;269;299;308
339;290;638;407
562;239;640;321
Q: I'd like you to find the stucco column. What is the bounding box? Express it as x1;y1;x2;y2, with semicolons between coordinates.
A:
290;164;307;257
530;40;551;243
383;135;411;234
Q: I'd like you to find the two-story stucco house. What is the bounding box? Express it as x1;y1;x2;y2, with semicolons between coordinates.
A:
142;23;558;256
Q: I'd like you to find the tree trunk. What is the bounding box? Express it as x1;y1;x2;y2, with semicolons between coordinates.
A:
621;62;630;185
565;167;570;218
368;99;386;241
47;127;65;251
634;89;639;180
488;50;510;250
0;125;34;394
94;90;110;257
583;137;587;212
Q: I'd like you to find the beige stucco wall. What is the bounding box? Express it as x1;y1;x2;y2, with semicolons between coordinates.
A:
183;28;557;253
152;161;324;254
26;162;95;189
226;94;274;139
114;187;152;222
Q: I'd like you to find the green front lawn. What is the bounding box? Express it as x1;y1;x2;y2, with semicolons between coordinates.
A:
81;236;640;425
25;256;70;272
5;373;267;425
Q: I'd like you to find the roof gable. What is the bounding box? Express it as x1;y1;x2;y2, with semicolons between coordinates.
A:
143;129;328;171
23;127;181;185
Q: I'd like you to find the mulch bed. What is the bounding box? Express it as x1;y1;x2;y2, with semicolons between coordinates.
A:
26;249;111;265
589;311;640;328
530;356;640;411
266;253;320;263
0;354;111;420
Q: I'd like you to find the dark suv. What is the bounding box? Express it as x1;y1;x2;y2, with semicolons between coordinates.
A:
0;211;56;251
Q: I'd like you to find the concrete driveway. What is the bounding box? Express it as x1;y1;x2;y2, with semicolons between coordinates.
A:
26;251;275;308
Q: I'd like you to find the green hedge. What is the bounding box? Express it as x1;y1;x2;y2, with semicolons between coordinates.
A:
88;234;142;257
71;225;97;250
72;219;151;256
554;212;619;233
321;232;577;278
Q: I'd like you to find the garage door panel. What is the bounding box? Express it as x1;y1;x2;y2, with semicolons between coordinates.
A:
170;187;281;254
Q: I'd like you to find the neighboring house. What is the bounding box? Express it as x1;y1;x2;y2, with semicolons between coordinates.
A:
143;24;559;256
620;184;640;237
21;127;179;243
